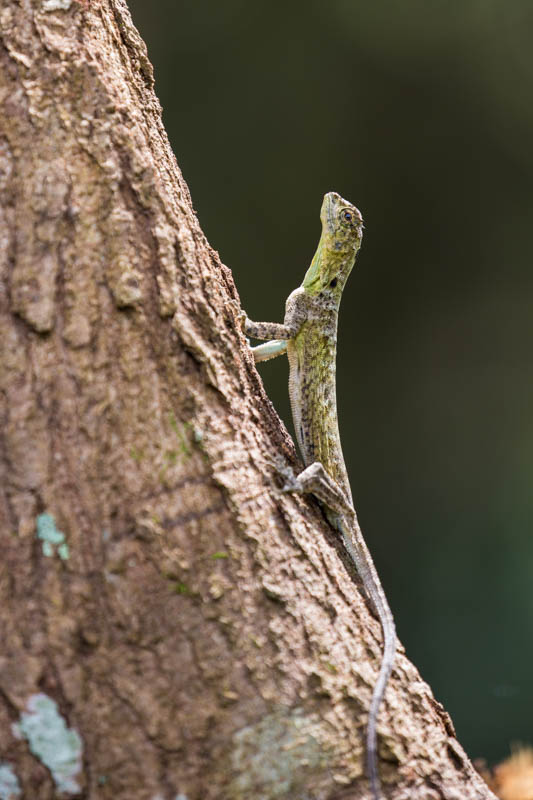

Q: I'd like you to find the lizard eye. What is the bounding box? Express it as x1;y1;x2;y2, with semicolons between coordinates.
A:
340;209;353;223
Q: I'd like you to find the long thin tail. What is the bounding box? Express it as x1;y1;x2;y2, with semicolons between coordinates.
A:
366;612;396;799
336;512;397;800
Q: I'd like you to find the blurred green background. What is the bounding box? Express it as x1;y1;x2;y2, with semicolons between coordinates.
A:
129;0;533;765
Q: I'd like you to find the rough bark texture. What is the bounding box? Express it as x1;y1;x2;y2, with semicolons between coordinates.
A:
0;2;496;799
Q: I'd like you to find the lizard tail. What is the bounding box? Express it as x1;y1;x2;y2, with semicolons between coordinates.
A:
366;613;396;800
337;514;397;800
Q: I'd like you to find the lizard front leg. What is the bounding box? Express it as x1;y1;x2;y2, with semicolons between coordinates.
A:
244;287;309;363
250;339;288;363
243;317;295;364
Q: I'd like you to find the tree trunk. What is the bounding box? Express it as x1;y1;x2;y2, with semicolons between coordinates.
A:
0;2;496;799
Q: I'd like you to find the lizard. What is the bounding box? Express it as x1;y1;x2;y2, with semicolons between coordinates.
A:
241;191;396;800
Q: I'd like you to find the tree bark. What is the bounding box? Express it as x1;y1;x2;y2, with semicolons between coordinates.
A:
0;2;496;799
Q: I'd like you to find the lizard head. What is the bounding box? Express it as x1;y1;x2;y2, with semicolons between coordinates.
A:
302;192;363;294
321;191;363;247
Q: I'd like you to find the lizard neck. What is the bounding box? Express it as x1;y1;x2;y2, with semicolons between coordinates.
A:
302;237;355;301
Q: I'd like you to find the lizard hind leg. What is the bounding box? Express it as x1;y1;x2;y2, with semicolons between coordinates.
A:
285;461;353;517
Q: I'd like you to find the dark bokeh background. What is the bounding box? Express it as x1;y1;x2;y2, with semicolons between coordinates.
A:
129;0;533;764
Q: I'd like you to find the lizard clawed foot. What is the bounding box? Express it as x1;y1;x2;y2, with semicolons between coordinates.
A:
227;298;249;334
261;453;300;493
280;475;301;494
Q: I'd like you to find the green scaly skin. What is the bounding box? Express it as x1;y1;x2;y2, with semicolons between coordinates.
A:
244;191;396;800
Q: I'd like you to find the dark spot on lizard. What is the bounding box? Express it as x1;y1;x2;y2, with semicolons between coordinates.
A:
329;278;337;288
